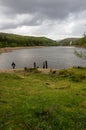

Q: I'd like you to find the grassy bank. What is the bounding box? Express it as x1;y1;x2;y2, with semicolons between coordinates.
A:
0;67;86;130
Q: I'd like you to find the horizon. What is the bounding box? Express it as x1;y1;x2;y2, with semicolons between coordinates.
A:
0;31;82;41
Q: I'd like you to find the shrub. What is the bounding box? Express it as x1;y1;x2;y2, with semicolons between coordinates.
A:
24;67;40;73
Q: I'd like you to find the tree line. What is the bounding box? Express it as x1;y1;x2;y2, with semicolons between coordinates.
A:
0;33;58;47
74;35;86;47
59;35;86;47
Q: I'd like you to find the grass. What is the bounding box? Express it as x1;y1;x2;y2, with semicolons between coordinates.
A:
0;67;86;130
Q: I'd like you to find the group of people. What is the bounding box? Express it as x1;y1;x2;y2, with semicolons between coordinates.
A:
11;60;48;69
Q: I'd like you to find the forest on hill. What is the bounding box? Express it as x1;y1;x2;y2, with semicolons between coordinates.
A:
0;32;86;48
0;33;58;47
75;35;86;47
59;35;86;47
59;38;80;46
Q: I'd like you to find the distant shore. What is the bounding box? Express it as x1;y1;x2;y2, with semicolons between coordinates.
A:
0;46;85;54
0;46;48;54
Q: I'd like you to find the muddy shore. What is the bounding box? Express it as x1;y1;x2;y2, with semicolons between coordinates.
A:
0;46;47;54
0;68;51;74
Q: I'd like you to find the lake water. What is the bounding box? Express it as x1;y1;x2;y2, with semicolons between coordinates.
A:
0;46;86;69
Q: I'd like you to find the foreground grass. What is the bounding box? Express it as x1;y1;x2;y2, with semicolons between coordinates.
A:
0;67;86;130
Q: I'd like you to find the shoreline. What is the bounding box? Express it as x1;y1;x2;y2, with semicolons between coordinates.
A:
0;68;52;74
0;46;85;54
0;68;24;73
0;46;49;54
0;67;85;74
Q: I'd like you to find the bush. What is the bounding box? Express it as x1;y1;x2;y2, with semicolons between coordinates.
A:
71;74;86;82
24;67;40;73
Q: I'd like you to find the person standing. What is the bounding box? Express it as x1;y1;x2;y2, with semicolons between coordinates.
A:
11;62;16;69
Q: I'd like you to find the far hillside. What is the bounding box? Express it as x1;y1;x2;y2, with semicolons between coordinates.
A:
75;35;86;47
0;32;58;47
59;36;86;48
59;38;80;46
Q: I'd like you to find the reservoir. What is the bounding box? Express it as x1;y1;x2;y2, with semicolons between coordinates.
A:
0;46;86;69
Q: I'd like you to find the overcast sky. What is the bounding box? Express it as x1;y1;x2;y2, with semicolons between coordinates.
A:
0;0;86;40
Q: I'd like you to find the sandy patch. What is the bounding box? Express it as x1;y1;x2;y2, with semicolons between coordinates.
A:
0;68;53;74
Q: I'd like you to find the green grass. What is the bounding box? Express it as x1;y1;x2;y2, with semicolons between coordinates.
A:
0;67;86;130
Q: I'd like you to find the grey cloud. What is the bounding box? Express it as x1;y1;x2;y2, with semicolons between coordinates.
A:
0;0;86;39
0;23;18;30
0;0;86;20
0;14;45;30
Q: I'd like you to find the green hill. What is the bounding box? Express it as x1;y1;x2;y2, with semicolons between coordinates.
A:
59;36;86;47
75;35;86;47
59;38;80;46
0;32;58;47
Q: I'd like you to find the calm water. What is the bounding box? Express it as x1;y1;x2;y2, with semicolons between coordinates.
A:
0;46;86;69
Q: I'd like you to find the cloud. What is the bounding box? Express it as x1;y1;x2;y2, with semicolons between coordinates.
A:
0;0;86;39
1;0;86;19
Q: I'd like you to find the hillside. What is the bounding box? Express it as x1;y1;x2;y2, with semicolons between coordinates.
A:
59;38;80;46
59;36;86;47
0;32;58;47
75;35;86;47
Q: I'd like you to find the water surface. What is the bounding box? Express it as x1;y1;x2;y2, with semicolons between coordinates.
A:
0;46;86;69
